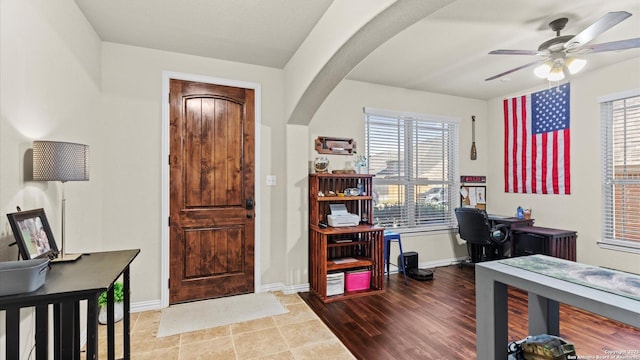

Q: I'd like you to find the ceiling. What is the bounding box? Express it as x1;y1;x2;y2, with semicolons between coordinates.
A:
74;0;640;100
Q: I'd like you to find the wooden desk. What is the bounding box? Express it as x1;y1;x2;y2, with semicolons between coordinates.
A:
512;226;577;261
487;215;533;228
0;249;140;360
475;256;640;359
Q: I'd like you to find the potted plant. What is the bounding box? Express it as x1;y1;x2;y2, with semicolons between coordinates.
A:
98;282;124;324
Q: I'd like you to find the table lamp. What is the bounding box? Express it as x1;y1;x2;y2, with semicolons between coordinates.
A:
33;140;90;261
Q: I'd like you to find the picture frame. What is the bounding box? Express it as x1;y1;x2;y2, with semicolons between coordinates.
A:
7;208;58;260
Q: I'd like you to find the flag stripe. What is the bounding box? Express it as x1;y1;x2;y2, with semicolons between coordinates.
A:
563;128;571;194
511;97;518;192
503;100;509;193
520;96;527;193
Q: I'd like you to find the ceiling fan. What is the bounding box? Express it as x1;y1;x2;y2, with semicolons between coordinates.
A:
485;11;640;81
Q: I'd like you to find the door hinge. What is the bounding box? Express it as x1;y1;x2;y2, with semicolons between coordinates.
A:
168;278;170;288
168;154;170;165
168;216;170;227
168;92;170;103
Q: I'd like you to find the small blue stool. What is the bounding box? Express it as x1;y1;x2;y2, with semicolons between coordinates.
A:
384;230;409;285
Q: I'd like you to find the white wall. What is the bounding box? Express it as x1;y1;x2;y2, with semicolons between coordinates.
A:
308;80;489;265
486;57;640;274
0;0;102;357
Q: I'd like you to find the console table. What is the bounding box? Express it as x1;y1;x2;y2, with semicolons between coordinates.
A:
0;249;140;360
475;255;640;359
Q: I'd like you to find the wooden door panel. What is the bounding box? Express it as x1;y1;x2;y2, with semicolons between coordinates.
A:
169;79;254;304
184;98;243;208
183;226;243;277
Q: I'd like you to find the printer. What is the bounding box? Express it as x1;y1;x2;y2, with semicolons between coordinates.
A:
327;204;360;227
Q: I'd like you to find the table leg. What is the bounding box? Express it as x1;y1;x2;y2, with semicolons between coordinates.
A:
60;301;76;359
74;302;80;359
123;267;131;359
35;304;48;360
86;296;99;360
475;266;509;359
6;306;19;360
107;285;115;360
528;293;560;336
54;303;61;360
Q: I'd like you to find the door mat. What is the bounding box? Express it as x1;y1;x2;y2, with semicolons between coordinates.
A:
157;292;288;337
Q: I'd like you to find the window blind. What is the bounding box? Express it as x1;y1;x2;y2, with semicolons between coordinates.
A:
364;108;459;231
600;91;640;252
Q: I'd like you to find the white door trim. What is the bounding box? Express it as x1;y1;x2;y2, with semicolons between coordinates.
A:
160;71;262;308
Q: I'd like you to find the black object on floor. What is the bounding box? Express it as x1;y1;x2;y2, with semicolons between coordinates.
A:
408;268;434;281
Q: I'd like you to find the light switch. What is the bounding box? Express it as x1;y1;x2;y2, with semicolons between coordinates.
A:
266;175;277;186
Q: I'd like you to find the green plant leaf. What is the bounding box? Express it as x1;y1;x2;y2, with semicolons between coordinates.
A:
98;282;124;307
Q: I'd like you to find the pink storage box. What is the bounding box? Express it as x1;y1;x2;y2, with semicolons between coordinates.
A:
345;270;371;291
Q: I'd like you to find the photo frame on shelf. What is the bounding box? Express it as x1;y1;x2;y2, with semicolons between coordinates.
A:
7;208;58;260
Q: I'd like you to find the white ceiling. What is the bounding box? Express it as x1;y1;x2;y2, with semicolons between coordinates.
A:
74;0;640;100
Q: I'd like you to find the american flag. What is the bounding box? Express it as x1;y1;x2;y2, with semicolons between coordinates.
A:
504;83;570;194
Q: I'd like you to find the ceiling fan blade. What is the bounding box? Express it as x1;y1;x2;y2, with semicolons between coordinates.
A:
575;38;640;54
564;11;632;50
485;59;546;81
489;49;546;56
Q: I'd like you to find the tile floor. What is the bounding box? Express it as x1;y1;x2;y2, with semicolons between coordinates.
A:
93;292;355;360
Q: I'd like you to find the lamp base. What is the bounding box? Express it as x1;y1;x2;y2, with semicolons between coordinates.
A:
51;252;82;262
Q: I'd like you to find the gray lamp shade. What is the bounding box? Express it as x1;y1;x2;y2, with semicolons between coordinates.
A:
33;141;90;181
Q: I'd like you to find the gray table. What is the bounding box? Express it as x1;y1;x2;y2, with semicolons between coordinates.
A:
475;255;640;359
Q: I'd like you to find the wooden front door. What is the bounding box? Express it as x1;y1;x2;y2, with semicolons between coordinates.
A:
169;79;255;304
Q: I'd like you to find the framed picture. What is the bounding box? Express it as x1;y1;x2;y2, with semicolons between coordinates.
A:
7;208;58;260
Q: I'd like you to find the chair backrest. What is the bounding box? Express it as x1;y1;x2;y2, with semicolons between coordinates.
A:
454;207;492;245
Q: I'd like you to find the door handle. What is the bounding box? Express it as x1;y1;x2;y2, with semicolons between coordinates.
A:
246;198;254;210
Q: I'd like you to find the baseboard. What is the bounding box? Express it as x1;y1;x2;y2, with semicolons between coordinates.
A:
387;256;467;273
131;299;163;313
259;282;309;295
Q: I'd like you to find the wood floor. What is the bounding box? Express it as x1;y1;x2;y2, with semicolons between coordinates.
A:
299;265;640;360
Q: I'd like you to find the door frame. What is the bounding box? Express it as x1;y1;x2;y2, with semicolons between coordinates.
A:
160;71;262;308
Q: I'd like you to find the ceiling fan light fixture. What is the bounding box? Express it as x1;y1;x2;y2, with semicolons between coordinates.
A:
547;65;565;81
565;57;587;74
534;62;553;78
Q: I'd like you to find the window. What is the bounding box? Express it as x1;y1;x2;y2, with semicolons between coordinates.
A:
600;90;640;253
364;108;459;232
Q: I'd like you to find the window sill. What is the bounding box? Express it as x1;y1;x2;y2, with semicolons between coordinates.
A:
597;240;640;255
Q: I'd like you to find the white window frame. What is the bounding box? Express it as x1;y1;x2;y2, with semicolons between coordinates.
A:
364;107;460;233
598;88;640;254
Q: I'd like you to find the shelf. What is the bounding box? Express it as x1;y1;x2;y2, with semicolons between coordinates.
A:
309;173;372;178
310;224;382;235
308;173;382;303
327;240;368;248
314;195;372;201
327;257;373;271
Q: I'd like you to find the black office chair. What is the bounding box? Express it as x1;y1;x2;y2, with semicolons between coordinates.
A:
454;207;510;265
